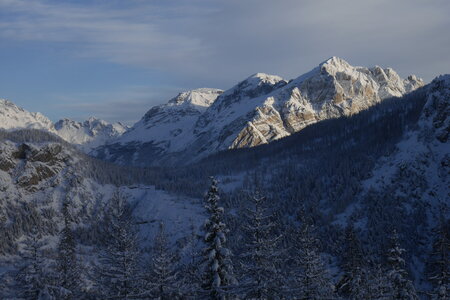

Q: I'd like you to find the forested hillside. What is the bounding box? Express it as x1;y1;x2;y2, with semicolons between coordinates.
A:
0;76;448;299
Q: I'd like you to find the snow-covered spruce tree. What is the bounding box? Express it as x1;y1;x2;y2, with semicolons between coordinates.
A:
145;222;179;299
386;230;418;300
55;200;80;299
426;209;449;300
366;264;390;300
181;222;202;298
239;191;283;299
15;226;48;299
337;222;368;299
293;211;334;300
201;177;237;300
94;191;141;299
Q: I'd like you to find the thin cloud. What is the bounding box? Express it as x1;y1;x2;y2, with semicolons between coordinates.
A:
0;0;449;124
1;0;448;82
58;100;151;125
51;85;184;124
0;0;209;71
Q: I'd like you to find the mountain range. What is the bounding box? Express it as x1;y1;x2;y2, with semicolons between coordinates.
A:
0;99;128;151
95;57;425;166
0;57;425;166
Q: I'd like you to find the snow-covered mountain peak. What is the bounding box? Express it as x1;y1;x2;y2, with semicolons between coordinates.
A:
138;88;223;125
319;56;353;73
54;117;128;151
288;57;425;103
316;57;424;95
55;118;80;130
206;73;288;116
115;88;222;148
246;72;285;85
167;88;223;109
85;116;107;125
290;56;361;87
0;98;19;110
403;74;425;93
224;72;287;96
83;117;128;134
0;98;56;132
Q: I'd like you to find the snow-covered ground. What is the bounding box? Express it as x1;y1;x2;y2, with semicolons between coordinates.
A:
122;185;204;247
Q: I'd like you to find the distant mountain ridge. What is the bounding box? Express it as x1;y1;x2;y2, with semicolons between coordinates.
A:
0;99;127;151
95;57;425;166
55;117;128;151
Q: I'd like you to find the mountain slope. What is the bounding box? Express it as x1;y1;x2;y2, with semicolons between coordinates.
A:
96;57;424;166
0;131;203;254
118;88;223;151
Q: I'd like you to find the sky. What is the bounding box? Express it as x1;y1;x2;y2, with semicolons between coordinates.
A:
0;0;449;125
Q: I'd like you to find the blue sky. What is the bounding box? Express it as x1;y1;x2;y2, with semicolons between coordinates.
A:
0;0;449;124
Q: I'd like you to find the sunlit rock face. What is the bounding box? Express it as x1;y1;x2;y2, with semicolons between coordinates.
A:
95;57;424;166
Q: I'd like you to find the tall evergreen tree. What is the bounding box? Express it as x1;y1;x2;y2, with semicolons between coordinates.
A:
181;221;201;298
366;264;390;300
201;177;236;300
293;211;334;300
337;222;367;299
55;200;80;299
427;209;449;300
94;191;141;299
15;227;48;300
240;192;283;299
386;230;418;300
146;222;179;299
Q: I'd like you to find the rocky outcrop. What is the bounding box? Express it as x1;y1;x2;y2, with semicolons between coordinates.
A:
0;141;71;191
421;75;450;143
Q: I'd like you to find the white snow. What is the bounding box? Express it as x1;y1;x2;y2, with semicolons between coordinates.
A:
116;88;223;151
104;57;425;165
55;117;129;152
0;99;129;152
124;185;204;247
0;140;205;248
0;99;56;132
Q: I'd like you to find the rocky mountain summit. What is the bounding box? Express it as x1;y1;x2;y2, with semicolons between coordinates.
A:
96;57;425;166
0;99;55;132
